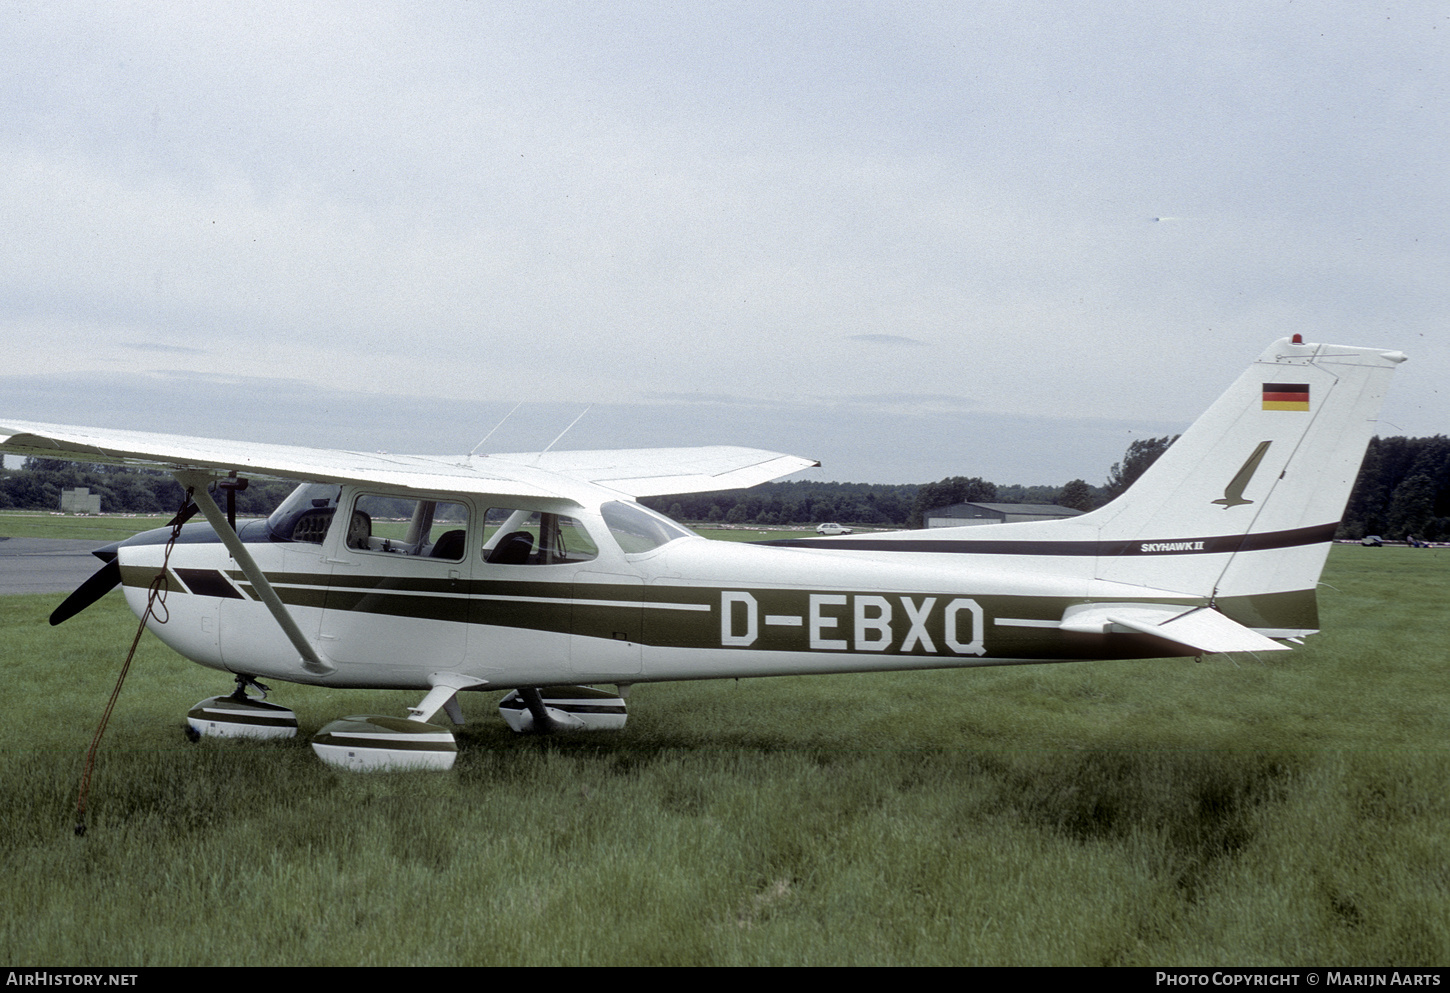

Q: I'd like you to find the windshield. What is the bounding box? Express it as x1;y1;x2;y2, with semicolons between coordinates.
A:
600;501;695;554
265;482;342;543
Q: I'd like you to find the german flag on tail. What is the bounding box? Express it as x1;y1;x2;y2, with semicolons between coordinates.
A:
1262;383;1310;411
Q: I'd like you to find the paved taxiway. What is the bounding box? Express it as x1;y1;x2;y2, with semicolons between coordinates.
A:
0;537;105;595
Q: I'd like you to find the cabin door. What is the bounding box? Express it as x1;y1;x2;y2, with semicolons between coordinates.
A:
318;492;472;673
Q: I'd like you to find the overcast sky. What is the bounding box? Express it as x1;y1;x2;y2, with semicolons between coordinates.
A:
1;1;1444;485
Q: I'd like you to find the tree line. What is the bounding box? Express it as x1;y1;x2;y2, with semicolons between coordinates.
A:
1338;436;1450;542
2;435;1445;539
0;459;295;519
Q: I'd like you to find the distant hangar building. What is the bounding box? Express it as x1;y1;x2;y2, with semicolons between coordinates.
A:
60;487;102;515
924;502;1084;528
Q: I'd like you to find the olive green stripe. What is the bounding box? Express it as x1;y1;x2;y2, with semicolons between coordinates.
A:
124;564;1317;631
118;566;1318;658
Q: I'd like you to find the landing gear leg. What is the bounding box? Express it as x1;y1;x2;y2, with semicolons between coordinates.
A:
517;687;580;734
228;673;272;701
497;686;626;733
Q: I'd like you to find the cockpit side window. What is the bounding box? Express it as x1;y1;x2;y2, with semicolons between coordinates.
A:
345;494;469;560
480;508;598;565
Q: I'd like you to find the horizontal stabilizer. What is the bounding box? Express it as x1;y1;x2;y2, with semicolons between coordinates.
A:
1060;603;1289;654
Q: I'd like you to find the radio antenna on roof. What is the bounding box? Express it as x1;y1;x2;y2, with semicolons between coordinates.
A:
468;400;524;459
537;406;592;461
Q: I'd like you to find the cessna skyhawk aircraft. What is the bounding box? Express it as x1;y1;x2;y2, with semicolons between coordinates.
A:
1;336;1404;769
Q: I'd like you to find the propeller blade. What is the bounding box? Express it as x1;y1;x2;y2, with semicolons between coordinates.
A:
49;559;122;626
48;501;200;626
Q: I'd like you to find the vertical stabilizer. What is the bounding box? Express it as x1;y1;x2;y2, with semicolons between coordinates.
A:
1084;337;1405;603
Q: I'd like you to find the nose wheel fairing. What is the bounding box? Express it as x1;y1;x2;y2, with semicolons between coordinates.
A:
186;676;297;741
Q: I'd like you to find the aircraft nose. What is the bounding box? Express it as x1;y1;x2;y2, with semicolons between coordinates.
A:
48;505;211;626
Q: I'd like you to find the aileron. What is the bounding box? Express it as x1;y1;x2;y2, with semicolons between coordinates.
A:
488;446;820;497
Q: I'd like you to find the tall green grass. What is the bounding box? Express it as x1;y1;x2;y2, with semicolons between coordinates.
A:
1;546;1446;965
0;512;179;541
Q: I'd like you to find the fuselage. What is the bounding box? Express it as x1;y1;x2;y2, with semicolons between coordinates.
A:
113;484;1316;693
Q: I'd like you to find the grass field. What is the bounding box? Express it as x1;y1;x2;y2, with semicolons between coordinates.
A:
0;511;181;541
0;534;1446;965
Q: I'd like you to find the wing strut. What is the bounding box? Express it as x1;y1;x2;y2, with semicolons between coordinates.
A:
175;470;335;676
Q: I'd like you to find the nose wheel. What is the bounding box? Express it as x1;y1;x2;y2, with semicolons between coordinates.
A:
185;674;298;741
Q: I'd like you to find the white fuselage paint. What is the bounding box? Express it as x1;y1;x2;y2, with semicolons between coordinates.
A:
119;514;1297;692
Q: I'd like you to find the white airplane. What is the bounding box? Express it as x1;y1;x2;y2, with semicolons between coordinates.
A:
1;336;1404;770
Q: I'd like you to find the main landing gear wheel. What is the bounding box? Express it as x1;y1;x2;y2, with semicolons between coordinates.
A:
308;674;481;772
311;716;459;771
186;675;298;741
498;686;628;733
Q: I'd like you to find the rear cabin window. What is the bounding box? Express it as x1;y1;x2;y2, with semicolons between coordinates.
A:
481;509;598;565
345;495;469;561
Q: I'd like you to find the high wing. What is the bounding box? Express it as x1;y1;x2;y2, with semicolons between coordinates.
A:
0;420;818;500
488;447;820;498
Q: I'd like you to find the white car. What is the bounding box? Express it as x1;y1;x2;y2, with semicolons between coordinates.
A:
815;522;853;535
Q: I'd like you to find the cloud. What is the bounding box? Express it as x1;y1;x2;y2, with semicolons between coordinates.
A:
844;333;928;347
120;342;207;355
0;3;1442;480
